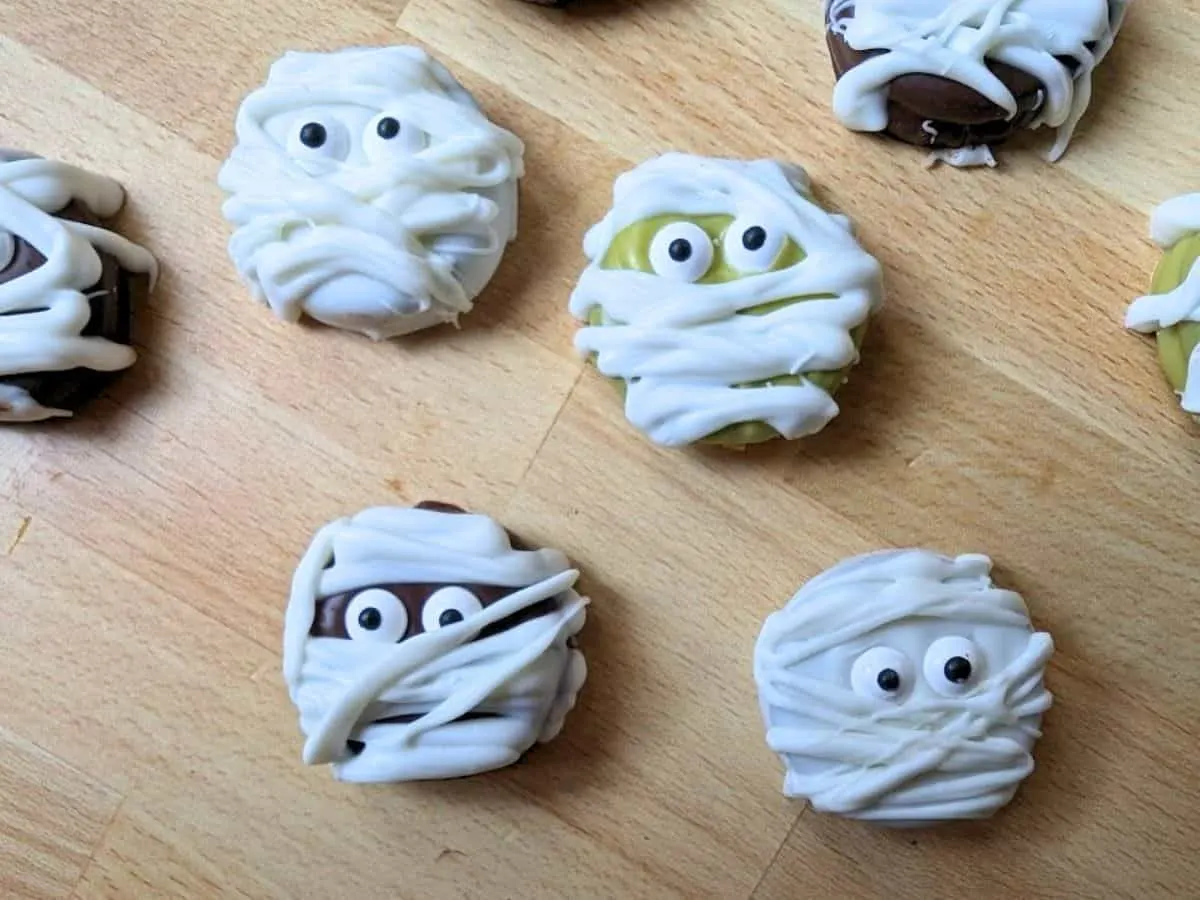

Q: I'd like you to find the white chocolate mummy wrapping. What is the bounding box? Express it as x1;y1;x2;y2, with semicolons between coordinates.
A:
755;550;1053;825
827;0;1129;162
1125;194;1200;414
0;156;157;423
283;507;588;782
219;47;524;340
569;154;883;448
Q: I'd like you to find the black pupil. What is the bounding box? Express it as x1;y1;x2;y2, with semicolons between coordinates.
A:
944;656;972;683
377;117;401;140
438;609;464;627
876;668;901;692
742;226;767;251
668;238;693;262
357;607;382;631
299;122;327;149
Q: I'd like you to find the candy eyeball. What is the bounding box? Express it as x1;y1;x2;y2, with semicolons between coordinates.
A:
344;588;409;643
363;113;427;162
648;221;714;282
923;635;982;696
421;586;485;631
850;646;913;701
724;216;786;273
287;116;353;164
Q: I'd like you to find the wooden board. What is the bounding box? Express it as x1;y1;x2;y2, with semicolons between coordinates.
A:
1;1;1198;897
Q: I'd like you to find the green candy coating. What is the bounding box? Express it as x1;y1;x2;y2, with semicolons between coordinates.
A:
1149;232;1200;396
590;214;868;448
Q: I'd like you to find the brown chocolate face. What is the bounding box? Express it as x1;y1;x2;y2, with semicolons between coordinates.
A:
311;500;559;644
825;4;1091;149
0;150;147;415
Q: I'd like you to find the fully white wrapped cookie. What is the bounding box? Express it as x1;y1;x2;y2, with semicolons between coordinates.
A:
219;47;524;340
754;549;1053;826
283;502;587;782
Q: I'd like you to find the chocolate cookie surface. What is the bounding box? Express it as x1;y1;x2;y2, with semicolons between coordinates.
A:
0;151;156;422
824;0;1127;162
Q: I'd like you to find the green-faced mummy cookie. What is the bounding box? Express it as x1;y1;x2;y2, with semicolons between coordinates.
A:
218;47;524;340
755;550;1054;826
1125;194;1200;420
568;155;883;449
283;502;588;782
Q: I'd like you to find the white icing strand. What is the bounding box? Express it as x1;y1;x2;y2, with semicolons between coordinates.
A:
569;155;882;447
755;550;1054;824
924;145;998;169
0;158;157;423
828;0;1128;162
1149;193;1200;249
283;507;588;782
0;383;69;422
219;46;524;340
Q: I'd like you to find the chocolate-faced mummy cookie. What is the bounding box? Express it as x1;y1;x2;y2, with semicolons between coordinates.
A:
283;502;588;782
568;154;883;449
755;550;1054;825
218;47;524;340
0;152;156;422
825;1;1128;167
1126;194;1200;420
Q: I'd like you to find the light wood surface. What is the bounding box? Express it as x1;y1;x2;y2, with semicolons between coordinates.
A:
1;1;1198;897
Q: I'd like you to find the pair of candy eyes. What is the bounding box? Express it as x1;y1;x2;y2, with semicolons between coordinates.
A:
850;637;982;701
647;220;786;282
288;114;425;163
344;586;482;642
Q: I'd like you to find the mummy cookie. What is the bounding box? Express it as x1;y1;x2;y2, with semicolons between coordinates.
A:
218;47;524;340
825;1;1128;167
568;154;883;449
1126;194;1200;420
755;550;1054;825
0;152;156;423
283;502;588;782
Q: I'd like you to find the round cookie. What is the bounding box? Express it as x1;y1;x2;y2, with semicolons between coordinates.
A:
568;154;883;449
825;0;1129;166
754;549;1054;826
0;151;157;423
283;502;588;783
1125;194;1200;419
219;46;524;340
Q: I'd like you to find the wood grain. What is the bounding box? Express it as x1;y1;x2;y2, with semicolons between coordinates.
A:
1;1;1197;897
